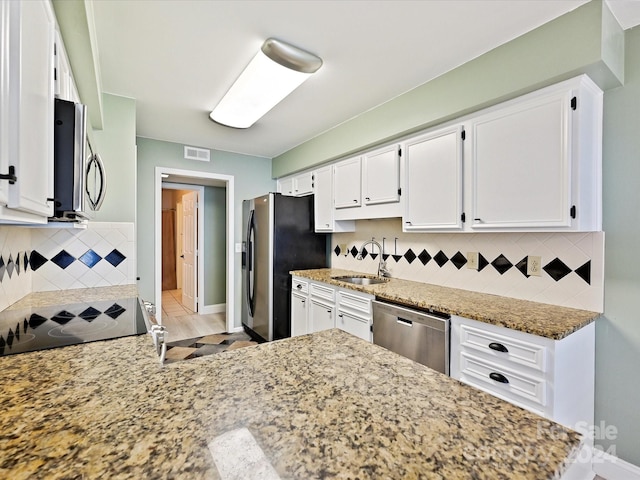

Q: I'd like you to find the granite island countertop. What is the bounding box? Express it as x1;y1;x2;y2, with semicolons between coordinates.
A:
0;327;583;479
291;268;600;340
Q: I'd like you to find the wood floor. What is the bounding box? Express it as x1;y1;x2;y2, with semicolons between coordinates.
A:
160;289;227;343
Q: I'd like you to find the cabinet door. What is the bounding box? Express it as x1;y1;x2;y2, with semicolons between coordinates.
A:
314;165;333;231
309;299;334;333
294;172;313;196
403;126;463;231
337;311;371;342
333;157;361;209
471;91;573;229
7;0;55;217
278;177;294;196
0;0;10;206
291;293;308;337
363;145;400;205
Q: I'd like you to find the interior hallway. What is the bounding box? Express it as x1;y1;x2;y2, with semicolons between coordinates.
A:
161;289;226;342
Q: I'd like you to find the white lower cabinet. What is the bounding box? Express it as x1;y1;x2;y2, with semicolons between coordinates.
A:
450;315;595;434
309;298;335;333
290;276;373;342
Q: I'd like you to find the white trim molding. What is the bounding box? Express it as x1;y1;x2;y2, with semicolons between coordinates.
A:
200;303;226;315
592;448;640;479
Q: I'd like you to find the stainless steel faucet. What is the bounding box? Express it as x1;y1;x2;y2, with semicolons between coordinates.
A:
356;238;391;277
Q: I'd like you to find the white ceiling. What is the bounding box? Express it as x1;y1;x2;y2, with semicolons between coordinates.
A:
91;0;635;160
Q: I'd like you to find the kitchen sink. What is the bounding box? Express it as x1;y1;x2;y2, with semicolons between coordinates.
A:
332;275;389;285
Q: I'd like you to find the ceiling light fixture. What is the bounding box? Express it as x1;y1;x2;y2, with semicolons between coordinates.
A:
209;38;323;129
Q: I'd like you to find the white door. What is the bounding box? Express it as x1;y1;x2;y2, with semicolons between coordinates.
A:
175;200;184;290
181;191;198;312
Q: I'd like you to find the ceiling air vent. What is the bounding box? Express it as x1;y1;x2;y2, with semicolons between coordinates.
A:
184;146;210;162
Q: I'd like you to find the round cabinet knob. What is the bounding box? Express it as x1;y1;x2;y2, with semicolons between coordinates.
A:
353;199;358;203
365;197;370;201
296;284;303;290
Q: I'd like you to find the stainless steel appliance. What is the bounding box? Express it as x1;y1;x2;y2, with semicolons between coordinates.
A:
372;300;450;374
242;193;327;342
0;296;149;357
52;98;106;221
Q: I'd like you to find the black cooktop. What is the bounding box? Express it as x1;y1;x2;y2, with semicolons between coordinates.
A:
0;297;148;357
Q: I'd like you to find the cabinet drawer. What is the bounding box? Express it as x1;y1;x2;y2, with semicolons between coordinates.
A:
292;278;309;294
310;282;335;302
459;324;547;373
459;352;546;410
337;290;372;316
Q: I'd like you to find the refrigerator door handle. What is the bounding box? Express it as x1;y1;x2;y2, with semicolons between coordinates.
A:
245;209;256;317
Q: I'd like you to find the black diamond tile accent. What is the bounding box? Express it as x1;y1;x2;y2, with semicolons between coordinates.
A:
104;303;126;319
0;256;5;282
79;307;101;321
418;249;432;266
29;251;47;271
6;328;14;347
370;253;378;260
14;323;19;341
333;245;341;256
105;249;126;267
51;250;75;270
382;254;390;261
515;257;529;277
544;258;571;282
15;253;20;275
575;261;591;285
350;246;359;258
23;252;29;271
0;335;4;349
28;313;48;329
434;251;449;267
79;249;102;268
491;255;513;275
392;254;403;263
360;247;368;259
52;310;75;324
23;318;28;334
6;254;14;279
450;252;467;270
404;249;416;264
478;254;490;272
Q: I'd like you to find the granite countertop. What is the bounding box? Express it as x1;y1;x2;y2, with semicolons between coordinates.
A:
290;268;599;340
4;285;139;310
0;328;582;479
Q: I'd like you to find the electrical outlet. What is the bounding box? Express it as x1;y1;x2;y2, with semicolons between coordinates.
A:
527;256;542;276
467;252;479;270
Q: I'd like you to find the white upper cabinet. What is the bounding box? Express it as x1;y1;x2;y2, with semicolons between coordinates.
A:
0;0;55;223
54;30;79;103
362;144;400;206
0;0;10;208
403;126;464;231
469;75;602;231
277;171;314;197
313;164;354;233
333;156;361;209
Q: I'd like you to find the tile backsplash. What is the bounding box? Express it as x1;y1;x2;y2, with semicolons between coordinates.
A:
331;218;604;312
0;222;136;310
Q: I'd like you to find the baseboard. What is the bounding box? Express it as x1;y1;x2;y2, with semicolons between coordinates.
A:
199;303;226;315
229;326;244;333
592;448;640;479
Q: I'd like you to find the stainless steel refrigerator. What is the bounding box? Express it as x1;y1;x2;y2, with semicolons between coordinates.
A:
242;193;327;342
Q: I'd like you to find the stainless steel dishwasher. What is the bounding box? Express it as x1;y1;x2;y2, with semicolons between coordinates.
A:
372;300;450;375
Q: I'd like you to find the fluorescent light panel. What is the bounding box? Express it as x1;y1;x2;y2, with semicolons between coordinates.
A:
210;38;322;129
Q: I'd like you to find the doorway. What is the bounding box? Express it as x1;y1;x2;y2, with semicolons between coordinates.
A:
154;167;235;340
161;185;202;318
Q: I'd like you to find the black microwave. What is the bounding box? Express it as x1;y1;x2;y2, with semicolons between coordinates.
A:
52;98;107;221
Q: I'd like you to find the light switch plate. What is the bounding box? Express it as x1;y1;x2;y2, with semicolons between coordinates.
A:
235;243;242;253
527;256;542;276
467;252;479;270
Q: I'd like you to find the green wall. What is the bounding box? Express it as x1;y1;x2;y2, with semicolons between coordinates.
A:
271;0;640;467
92;94;136;222
596;25;640;464
204;186;226;305
136;137;275;325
